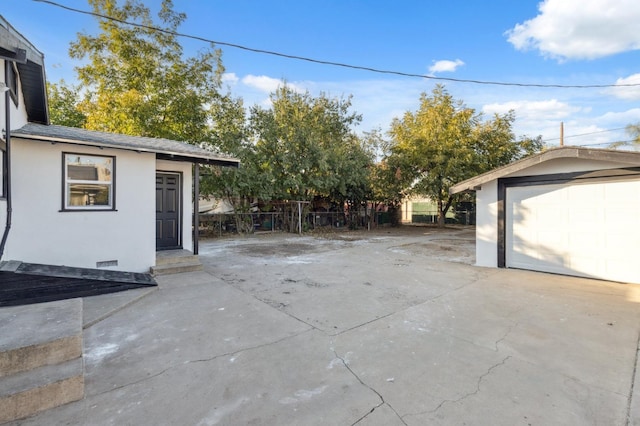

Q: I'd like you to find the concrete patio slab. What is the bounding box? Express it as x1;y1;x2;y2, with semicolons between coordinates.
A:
7;227;640;425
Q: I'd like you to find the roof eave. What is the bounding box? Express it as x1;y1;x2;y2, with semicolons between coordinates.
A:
450;147;640;195
12;133;240;166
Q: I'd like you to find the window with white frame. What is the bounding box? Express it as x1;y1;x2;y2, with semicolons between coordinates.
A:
63;153;114;210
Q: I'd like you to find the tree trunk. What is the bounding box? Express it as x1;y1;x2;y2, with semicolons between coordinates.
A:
437;198;445;227
437;196;454;228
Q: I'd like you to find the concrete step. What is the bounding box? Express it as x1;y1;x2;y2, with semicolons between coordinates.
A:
155;250;199;266
0;299;83;377
152;250;203;276
150;260;204;276
0;299;84;423
0;358;84;424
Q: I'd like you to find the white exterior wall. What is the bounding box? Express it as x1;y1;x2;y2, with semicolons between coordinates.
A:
475;179;498;267
474;157;634;268
156;159;193;252
6;138;157;272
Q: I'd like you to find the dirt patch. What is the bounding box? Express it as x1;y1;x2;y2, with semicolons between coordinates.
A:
201;225;476;265
236;242;320;257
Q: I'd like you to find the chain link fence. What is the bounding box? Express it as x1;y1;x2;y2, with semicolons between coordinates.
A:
410;209;475;225
198;211;396;237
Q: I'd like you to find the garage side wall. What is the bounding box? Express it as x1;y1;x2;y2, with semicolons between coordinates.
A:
6;139;156;272
475;180;498;267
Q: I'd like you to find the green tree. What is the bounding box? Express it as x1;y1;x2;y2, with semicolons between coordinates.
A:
364;129;405;226
69;0;224;143
472;111;544;172
627;123;640;146
329;134;375;228
200;95;272;233
47;81;86;128
250;86;362;200
247;85;363;231
388;85;542;227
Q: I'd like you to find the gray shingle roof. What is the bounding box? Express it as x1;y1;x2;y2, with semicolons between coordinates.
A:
13;123;239;166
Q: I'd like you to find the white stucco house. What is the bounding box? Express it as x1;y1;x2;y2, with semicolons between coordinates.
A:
0;16;238;274
450;146;640;285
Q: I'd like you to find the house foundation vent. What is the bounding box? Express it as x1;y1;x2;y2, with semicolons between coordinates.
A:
96;260;118;268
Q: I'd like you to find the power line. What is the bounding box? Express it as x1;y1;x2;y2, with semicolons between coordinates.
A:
543;126;628;142
34;0;640;90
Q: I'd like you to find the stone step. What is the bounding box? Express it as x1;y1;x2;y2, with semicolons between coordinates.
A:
0;299;84;423
0;358;84;424
150;260;204;276
0;299;83;377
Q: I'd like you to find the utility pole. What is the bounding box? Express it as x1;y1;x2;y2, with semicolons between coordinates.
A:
560;122;564;146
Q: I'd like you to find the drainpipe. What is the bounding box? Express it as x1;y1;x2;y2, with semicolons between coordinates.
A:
193;162;199;255
0;82;11;260
0;49;28;261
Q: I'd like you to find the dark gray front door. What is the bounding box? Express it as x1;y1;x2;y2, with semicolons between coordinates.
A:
156;173;181;250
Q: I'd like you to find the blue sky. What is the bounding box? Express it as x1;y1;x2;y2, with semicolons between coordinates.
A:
4;0;640;147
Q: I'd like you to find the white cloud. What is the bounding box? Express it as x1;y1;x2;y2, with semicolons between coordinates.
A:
506;0;640;60
241;75;282;93
240;75;305;94
428;59;464;74
598;108;640;126
481;99;603;144
608;74;640;100
483;99;583;121
221;72;239;85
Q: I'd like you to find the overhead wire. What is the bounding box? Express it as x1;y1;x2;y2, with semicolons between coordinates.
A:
542;126;628;142
34;0;640;89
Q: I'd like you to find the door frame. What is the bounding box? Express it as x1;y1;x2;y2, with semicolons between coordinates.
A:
156;171;183;251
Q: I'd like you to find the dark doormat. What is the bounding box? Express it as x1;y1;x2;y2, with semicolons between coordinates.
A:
0;265;157;307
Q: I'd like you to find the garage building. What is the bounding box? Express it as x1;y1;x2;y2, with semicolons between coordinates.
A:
450;147;640;284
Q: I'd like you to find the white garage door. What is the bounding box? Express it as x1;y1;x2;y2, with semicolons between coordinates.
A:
506;178;640;284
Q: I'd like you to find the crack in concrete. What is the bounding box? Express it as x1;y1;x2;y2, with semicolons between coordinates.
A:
186;329;313;365
333;271;489;338
255;296;323;331
508;353;629;399
213;254;487;341
92;365;174;397
332;311;398;337
626;329;640;426
211;270;322;332
332;350;407;426
423;271;488;305
494;322;518;352
92;329;312;398
402;355;512;421
432;355;511;412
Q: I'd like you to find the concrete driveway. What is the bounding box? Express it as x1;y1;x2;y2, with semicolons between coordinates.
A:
13;227;640;425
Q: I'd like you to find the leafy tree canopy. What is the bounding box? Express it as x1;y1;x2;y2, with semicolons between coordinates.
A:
47;81;87;128
627;123;640;147
388;85;543;226
250;85;364;202
67;0;224;143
